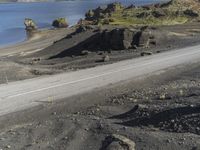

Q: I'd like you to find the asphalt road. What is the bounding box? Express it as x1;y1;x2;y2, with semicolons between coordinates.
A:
0;45;200;116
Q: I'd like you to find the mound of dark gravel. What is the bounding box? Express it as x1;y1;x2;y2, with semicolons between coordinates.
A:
113;105;200;135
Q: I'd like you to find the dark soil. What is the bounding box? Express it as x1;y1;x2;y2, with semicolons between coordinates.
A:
1;63;200;149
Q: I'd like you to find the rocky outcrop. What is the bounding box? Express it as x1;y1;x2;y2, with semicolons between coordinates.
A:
100;28;135;50
24;18;37;31
85;7;109;22
72;27;156;51
52;18;69;28
85;9;95;21
85;2;124;23
49;26;159;59
106;2;124;12
84;0;200;26
97;27;156;50
101;134;136;150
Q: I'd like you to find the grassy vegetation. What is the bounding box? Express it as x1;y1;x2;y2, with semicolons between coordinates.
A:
87;0;200;26
107;9;189;26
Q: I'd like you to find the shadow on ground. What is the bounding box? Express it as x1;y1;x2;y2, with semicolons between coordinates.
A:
111;105;200;135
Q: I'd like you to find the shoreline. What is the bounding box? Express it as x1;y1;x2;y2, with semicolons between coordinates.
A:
0;27;75;57
0;37;26;49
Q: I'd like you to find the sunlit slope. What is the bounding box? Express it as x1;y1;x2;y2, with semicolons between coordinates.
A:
85;0;200;26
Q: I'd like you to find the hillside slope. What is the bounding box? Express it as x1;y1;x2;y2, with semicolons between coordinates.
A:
84;0;200;26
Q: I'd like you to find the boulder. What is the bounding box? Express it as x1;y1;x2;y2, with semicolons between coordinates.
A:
52;18;69;28
24;18;37;31
135;27;155;47
85;2;124;23
100;28;135;50
81;50;91;55
141;51;153;56
101;134;136;150
152;9;166;18
85;9;95;20
184;9;199;17
102;55;110;62
106;2;124;12
85;7;106;21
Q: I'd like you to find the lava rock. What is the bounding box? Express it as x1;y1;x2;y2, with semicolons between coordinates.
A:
184;9;199;17
52;18;69;28
101;134;136;150
24;18;37;31
100;28;136;50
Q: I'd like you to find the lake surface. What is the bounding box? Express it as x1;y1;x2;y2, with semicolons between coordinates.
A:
0;0;165;47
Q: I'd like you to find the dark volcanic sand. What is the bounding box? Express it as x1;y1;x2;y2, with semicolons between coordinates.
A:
0;63;200;149
0;22;200;149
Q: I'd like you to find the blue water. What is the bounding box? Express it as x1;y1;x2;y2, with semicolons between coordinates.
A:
0;0;165;47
